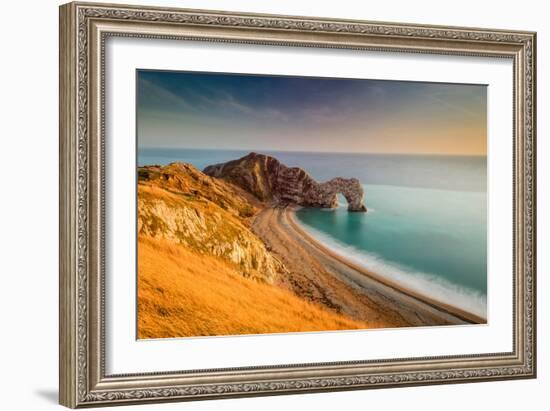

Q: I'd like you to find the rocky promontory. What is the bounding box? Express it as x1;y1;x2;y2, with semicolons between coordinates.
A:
204;152;367;212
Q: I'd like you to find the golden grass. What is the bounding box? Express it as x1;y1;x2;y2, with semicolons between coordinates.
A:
138;162;263;221
137;236;368;339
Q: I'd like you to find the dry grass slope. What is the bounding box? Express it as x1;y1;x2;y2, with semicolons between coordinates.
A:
138;163;270;273
138;236;368;339
139;162;262;219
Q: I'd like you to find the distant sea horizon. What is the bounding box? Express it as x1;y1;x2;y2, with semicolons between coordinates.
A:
139;145;486;156
138;146;488;318
139;147;486;192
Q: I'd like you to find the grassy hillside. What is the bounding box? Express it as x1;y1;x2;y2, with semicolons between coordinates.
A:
137;162;370;338
138;163;283;282
139;162;262;219
138;236;368;338
137;159;459;337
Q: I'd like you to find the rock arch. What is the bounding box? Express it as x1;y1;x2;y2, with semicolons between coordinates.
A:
204;152;367;212
305;177;367;212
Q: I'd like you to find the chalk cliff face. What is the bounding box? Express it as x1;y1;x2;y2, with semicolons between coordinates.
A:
204;152;367;212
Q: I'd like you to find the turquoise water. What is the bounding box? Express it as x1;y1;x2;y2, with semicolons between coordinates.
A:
295;186;487;316
139;148;487;317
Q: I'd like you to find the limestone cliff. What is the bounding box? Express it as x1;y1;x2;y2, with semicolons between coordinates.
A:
203;152;367;212
138;163;285;282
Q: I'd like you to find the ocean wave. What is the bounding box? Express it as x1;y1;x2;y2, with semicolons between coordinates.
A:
293;220;487;319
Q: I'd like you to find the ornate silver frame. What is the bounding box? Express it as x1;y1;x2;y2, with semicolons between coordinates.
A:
59;1;536;408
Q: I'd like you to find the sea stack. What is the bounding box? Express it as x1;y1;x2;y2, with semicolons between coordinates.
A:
203;152;367;212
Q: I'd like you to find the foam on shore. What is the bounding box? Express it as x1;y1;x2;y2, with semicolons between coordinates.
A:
291;212;487;320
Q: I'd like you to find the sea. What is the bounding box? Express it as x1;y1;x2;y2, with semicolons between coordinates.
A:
139;147;487;318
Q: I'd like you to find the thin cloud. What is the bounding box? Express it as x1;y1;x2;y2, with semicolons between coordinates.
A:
139;78;194;112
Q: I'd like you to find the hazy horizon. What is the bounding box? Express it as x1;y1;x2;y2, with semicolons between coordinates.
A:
139;145;486;157
137;70;487;156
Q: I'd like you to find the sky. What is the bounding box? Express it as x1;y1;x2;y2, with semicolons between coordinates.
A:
137;70;487;156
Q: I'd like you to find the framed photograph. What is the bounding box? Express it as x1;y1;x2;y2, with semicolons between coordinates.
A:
59;2;537;408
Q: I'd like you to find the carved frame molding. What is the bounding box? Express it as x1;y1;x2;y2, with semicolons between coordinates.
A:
59;2;536;408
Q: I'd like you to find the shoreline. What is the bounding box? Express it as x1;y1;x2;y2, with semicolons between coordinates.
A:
285;206;486;324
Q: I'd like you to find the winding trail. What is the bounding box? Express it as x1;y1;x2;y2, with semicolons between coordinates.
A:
252;206;483;328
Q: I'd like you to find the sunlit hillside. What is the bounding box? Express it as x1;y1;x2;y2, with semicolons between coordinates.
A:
137;163;369;338
138;163;283;283
138;236;368;338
